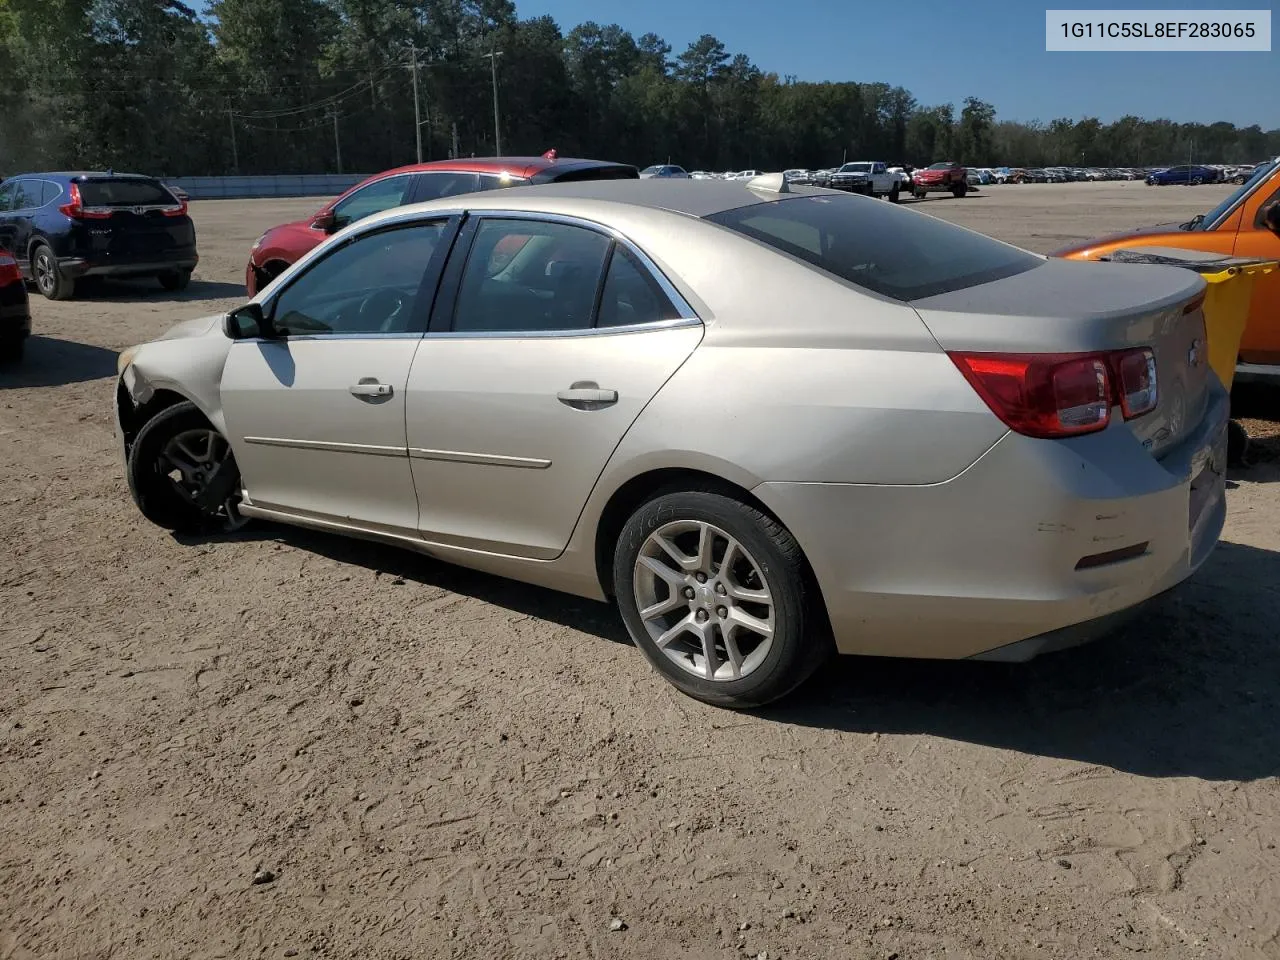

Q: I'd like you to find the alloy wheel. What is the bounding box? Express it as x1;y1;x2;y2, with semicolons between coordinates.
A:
159;427;247;530
633;519;775;681
34;251;56;296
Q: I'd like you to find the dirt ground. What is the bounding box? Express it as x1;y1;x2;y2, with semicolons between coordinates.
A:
3;182;1279;960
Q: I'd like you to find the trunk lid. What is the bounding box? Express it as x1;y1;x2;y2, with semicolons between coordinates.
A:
912;257;1210;457
77;177;194;259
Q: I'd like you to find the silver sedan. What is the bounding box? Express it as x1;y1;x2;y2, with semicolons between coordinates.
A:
115;175;1228;708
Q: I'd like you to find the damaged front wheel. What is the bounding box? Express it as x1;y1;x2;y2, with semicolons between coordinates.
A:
127;400;249;534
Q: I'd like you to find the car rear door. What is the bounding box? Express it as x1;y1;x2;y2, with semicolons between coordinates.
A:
404;212;703;560
5;180;41;270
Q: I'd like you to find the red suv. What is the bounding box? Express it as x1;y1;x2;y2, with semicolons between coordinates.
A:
245;154;638;295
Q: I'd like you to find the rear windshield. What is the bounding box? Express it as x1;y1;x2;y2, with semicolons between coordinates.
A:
545;165;639;183
79;178;176;206
705;194;1041;301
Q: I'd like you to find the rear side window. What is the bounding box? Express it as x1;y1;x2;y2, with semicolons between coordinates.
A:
79;178;174;206
41;180;63;206
706;195;1040;301
416;171;480;201
544;165;639;183
12;180;41;210
597;246;681;328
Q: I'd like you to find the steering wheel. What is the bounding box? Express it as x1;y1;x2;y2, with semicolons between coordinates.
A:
357;289;407;332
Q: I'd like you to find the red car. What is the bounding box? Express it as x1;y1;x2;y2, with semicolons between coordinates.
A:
910;161;969;199
245;154;638;295
0;248;31;362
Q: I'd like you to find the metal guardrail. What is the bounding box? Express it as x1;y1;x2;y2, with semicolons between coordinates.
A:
165;174;369;200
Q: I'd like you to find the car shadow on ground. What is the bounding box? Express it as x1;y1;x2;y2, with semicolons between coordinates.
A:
181;523;635;646
762;540;1280;782
62;278;246;304
192;519;1278;780
0;336;118;388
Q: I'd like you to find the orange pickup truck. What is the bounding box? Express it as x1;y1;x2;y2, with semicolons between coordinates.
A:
1053;157;1280;384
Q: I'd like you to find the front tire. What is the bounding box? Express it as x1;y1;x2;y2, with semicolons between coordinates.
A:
613;489;830;709
158;269;192;292
888;184;900;203
952;182;968;198
31;242;75;301
127;401;248;534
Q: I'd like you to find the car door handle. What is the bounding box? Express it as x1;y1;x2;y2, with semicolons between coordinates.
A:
349;381;393;399
557;382;618;410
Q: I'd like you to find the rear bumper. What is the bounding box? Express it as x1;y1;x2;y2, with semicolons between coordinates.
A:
59;253;198;279
754;383;1230;660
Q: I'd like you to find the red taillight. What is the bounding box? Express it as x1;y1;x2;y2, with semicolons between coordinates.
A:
0;251;20;285
57;183;112;220
162;199;188;217
1114;347;1158;419
950;348;1159;439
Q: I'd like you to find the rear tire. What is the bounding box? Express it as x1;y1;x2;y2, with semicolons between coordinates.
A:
31;242;75;301
888;184;900;203
127;401;247;535
613;488;831;709
158;269;192;292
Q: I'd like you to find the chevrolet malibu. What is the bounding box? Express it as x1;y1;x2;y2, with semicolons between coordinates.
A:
115;176;1228;708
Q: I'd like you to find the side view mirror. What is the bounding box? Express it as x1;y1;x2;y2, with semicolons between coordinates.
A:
311;211;338;233
223;302;277;340
1264;203;1280;235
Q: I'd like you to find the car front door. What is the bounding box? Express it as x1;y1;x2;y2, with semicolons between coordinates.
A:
404;213;703;559
5;180;41;274
1234;179;1280;363
220;215;458;532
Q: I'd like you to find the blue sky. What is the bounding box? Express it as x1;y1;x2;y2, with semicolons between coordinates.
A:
192;0;1278;127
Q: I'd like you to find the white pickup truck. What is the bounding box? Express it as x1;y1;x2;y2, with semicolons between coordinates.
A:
825;161;902;201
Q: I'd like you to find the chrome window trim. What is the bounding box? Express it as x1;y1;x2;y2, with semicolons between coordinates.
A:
231;331;426;343
408;447;551;469
424;316;701;341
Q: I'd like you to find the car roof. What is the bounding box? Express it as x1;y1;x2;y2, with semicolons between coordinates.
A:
380;177;829;223
11;171;155;179
363;156;633;181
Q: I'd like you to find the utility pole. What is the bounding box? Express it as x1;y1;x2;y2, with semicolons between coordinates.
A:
482;47;504;156
227;106;238;173
451;122;459;160
409;46;424;163
332;108;342;174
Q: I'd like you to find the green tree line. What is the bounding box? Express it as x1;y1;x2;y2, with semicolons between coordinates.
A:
1;0;1277;177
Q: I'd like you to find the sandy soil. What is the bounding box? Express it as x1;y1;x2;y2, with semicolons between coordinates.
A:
3;182;1280;960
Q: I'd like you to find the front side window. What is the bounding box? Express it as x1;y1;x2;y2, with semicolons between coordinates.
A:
452;219;612;333
707;194;1040;301
416;172;481;202
269;221;446;336
330;175;413;229
0;182;12;212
